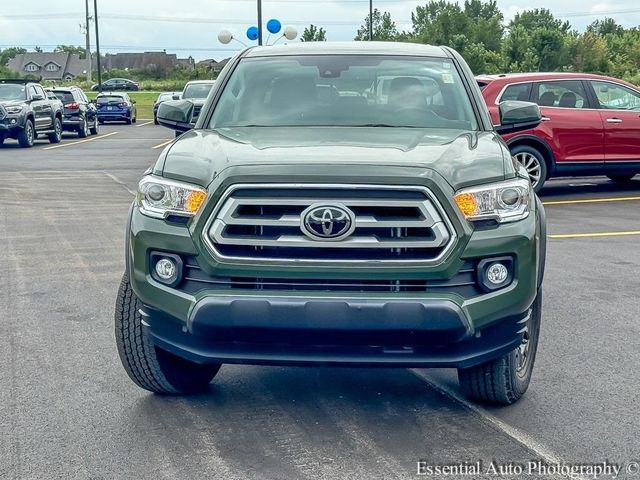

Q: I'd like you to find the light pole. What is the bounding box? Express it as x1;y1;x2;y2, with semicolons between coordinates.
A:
94;0;102;92
369;0;373;41
257;0;263;46
85;0;92;82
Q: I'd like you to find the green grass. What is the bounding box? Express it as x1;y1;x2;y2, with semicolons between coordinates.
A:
87;91;160;120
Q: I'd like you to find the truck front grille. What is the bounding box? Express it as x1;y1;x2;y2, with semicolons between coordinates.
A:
204;184;456;264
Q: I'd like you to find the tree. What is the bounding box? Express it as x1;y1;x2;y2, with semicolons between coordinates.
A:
54;45;86;58
301;24;327;42
34;46;43;53
0;47;26;66
355;9;398;41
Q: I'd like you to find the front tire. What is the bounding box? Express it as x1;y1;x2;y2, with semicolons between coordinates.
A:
78;116;89;138
48;117;62;144
114;274;221;394
458;289;542;405
511;145;547;193
89;119;99;135
18;119;35;148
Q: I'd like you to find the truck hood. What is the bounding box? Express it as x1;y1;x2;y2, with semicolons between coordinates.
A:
0;100;25;107
157;127;510;190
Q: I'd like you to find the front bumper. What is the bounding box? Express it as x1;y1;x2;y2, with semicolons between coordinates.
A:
127;170;542;369
141;294;529;368
98;111;130;121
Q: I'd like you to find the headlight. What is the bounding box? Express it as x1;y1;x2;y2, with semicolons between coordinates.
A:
136;176;207;219
5;105;24;115
454;178;531;223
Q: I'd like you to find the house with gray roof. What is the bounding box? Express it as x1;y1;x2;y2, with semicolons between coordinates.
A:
8;52;88;81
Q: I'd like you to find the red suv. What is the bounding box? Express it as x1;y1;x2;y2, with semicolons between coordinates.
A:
478;72;640;191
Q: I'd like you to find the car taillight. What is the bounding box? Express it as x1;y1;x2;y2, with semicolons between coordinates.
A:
65;102;80;109
118;102;128;107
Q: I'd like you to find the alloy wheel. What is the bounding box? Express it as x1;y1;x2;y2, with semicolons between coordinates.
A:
513;152;542;189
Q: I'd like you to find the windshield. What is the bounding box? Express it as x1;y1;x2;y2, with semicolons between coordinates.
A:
0;84;27;101
210;55;478;130
183;83;214;99
97;95;125;105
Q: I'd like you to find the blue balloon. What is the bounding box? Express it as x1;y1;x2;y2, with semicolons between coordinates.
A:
247;26;259;41
266;19;282;34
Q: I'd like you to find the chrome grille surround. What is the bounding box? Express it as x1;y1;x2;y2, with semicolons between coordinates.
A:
202;184;458;266
0;105;6;121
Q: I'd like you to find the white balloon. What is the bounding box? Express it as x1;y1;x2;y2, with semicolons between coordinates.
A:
218;30;233;45
283;26;298;41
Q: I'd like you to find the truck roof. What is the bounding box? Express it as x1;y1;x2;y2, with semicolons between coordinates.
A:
245;42;449;59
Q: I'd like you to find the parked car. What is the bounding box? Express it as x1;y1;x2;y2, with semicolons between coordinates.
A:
478;72;640;191
50;86;98;138
118;42;546;406
0;79;64;148
180;80;215;124
91;78;140;92
96;92;137;124
153;92;180;124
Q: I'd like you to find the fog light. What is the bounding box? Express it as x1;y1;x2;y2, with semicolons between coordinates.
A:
155;258;176;281
10;119;16;124
477;256;514;292
486;263;508;285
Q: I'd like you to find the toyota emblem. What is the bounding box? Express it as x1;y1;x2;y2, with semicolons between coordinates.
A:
301;204;356;241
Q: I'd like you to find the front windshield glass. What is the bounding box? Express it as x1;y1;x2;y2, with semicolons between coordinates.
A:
183;83;214;99
210;55;478;130
0;84;27;101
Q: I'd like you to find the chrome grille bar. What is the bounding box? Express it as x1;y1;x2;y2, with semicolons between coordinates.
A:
203;184;457;265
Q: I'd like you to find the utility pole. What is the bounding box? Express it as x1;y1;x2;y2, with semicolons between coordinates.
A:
257;0;263;45
85;0;92;82
369;0;373;41
94;0;102;92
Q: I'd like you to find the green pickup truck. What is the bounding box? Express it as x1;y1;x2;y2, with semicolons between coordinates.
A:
115;42;546;405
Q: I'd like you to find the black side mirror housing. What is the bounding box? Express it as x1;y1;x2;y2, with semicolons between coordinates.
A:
495;101;542;135
172;94;181;100
31;94;45;101
157;100;195;132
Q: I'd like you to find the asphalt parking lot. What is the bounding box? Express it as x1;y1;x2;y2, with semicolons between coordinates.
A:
1;124;639;480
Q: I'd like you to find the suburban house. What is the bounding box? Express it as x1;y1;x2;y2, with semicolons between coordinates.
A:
196;57;231;74
8;52;88;81
102;52;195;71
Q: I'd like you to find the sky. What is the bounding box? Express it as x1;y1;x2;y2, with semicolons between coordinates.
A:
1;0;639;61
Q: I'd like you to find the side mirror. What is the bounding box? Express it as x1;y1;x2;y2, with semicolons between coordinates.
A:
495;101;541;134
157;99;194;132
131;100;137;104
172;94;181;100
32;94;45;101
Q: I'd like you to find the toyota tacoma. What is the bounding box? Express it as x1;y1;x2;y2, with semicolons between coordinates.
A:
115;42;546;405
0;79;64;148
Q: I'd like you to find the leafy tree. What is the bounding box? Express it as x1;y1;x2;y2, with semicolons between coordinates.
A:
355;9;398;41
301;24;327;42
34;46;43;53
0;47;26;66
508;9;570;35
54;45;86;58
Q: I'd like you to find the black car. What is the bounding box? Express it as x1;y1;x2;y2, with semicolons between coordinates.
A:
91;78;140;92
0;79;64;148
50;87;98;138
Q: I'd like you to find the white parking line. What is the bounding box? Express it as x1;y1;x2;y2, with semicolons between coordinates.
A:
43;131;119;150
136;120;154;127
409;370;590;480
